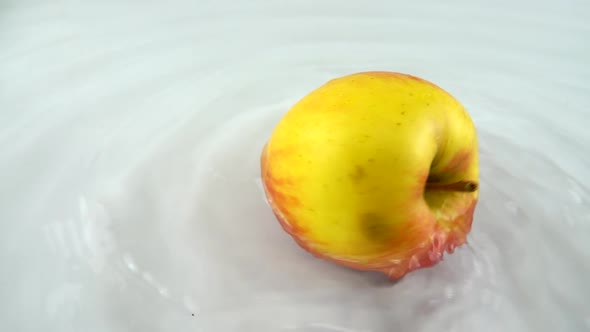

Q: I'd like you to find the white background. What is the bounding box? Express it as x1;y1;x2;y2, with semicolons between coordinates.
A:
1;1;589;331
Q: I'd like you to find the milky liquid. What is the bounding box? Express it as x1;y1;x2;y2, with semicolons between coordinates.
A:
1;1;589;331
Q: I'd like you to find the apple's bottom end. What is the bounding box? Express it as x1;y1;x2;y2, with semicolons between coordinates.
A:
267;198;476;281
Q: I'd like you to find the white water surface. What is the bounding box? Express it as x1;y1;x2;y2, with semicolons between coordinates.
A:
1;1;589;331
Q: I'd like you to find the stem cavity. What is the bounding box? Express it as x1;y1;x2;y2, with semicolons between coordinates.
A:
425;180;478;192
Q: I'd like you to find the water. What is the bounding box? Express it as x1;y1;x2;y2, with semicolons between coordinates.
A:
1;1;589;331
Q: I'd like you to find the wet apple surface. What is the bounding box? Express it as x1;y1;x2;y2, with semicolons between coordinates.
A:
261;72;479;279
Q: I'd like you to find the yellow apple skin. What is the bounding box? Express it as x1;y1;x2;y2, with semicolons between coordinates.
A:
261;71;479;279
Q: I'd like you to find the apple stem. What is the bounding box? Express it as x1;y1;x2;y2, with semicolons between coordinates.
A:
425;180;478;192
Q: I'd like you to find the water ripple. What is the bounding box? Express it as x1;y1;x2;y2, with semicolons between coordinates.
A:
1;1;589;331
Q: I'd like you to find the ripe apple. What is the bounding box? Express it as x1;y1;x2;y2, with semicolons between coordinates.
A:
260;71;479;279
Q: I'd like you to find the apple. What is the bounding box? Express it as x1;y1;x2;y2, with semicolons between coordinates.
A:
260;71;479;279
